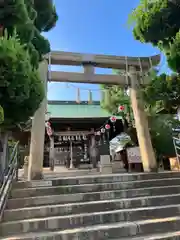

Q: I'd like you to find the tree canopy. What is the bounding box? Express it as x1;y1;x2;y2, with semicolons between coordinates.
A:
112;0;180;158
0;0;58;128
142;73;180;114
130;0;180;73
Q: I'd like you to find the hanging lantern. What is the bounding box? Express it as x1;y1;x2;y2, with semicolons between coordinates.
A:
46;126;52;136
118;105;125;112
101;128;105;133
110;116;117;132
110;116;117;123
101;128;106;143
88;90;93;104
105;124;110;130
76;88;81;103
45;121;51;127
45;121;52;136
96;131;101;135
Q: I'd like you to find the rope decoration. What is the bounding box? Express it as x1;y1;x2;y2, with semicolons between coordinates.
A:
76;88;81;103
88;90;93;104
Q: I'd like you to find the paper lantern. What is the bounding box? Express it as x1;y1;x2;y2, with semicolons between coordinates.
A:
45;121;51;127
105;124;110;130
101;128;105;133
110;116;117;123
118;105;125;112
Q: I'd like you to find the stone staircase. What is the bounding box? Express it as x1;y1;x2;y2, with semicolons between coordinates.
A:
2;172;180;239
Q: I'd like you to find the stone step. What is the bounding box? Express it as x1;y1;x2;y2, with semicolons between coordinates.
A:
4;193;180;221
122;231;180;240
1;216;180;239
1;232;180;240
13;172;180;189
10;178;180;198
7;185;180;209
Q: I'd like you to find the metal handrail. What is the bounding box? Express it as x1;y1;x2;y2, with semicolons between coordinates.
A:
0;141;19;221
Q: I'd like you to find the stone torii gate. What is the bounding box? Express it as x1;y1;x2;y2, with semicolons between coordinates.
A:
27;51;160;180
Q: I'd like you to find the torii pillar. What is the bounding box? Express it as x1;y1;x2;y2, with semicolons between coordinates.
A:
27;61;48;180
129;66;157;172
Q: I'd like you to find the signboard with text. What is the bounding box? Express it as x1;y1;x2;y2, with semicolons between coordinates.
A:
127;147;142;164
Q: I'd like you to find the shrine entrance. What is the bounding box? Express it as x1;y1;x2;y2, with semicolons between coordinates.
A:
27;51;160;180
54;133;89;168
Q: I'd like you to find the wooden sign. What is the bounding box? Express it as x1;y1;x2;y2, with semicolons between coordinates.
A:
127;147;142;163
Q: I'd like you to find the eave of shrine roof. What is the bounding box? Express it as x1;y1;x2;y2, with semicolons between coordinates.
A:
47;101;121;119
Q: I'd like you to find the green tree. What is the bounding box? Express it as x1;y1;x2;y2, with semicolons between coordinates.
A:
123;0;180;161
101;85;130;117
142;73;180;114
101;84;136;143
129;0;180;73
149;114;176;158
0;33;40;127
0;0;58;175
1;0;57;68
0;0;58;126
101;71;178;160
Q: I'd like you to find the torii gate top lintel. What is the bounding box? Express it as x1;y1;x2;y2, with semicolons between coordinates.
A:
46;51;160;70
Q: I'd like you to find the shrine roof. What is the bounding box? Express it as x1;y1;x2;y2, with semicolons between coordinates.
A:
47;101;120;119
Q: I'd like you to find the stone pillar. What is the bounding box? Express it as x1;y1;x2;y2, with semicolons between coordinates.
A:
129;66;157;172
49;136;54;171
99;136;112;174
23;156;29;180
28;61;48;180
89;135;98;168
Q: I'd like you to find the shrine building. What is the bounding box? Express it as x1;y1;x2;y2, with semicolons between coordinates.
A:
45;100;125;168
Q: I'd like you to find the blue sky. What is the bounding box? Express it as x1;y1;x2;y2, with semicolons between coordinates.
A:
45;0;166;101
